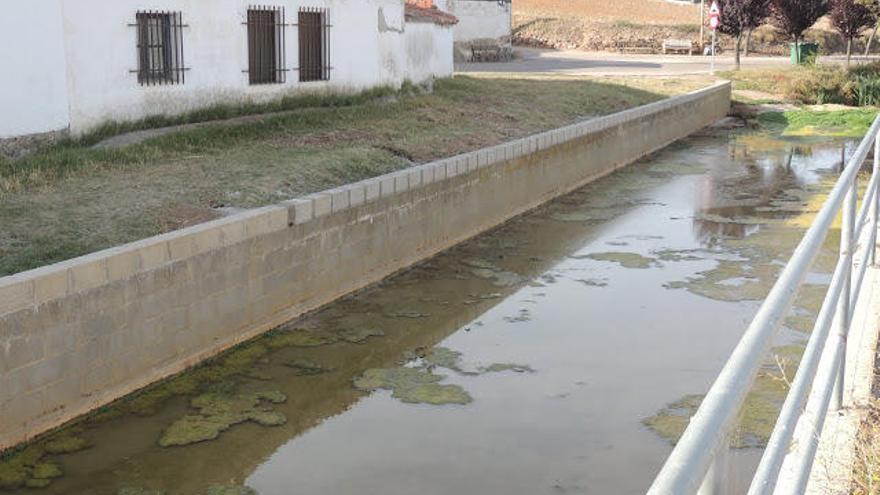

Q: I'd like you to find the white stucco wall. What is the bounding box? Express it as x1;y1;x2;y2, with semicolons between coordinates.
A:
404;22;454;84
0;0;70;139
435;0;511;43
0;0;455;138
59;0;418;135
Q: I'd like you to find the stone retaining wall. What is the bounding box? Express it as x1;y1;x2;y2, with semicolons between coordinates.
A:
0;81;731;451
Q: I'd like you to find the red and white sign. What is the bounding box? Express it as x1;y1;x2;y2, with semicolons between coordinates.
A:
708;1;721;30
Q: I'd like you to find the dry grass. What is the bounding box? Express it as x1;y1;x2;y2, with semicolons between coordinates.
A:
514;0;700;25
853;401;880;494
0;74;704;276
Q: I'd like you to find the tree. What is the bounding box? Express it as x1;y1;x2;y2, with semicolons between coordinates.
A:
831;0;876;65
771;0;830;62
717;0;771;69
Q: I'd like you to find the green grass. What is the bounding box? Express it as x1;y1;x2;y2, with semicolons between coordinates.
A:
0;75;703;276
758;109;879;137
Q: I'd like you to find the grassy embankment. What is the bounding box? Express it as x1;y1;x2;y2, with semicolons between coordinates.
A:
0;75;706;276
721;64;880;138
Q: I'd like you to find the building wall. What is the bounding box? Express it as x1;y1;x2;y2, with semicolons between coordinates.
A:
1;0;453;139
404;22;455;84
0;0;70;139
0;83;731;451
435;0;511;44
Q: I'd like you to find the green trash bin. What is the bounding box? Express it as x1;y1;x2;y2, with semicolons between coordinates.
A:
791;42;819;65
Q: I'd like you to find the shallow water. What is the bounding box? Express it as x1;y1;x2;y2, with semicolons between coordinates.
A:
4;128;854;495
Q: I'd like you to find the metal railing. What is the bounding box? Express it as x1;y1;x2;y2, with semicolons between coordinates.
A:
647;114;880;495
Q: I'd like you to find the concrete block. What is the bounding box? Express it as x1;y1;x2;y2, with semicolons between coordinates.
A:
380;175;396;198
407;168;423;189
467;152;479;172
0;275;34;317
420;164;435;185
168;225;223;261
330;188;350;213
31;268;68;306
363;179;381;202
349;184;366;207
456;156;468;175
136;240;170;272
3;336;43;373
282;198;314;226
309;193;332;218
69;256;108;294
446;159;459;178
478;149;491;168
107;249;140;283
394;172;409;193
433;160;449;181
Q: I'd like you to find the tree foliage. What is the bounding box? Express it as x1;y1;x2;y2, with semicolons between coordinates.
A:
771;0;831;41
831;0;876;39
717;0;771;36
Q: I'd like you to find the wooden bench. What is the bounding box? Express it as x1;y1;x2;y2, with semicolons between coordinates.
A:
616;41;655;54
662;38;694;55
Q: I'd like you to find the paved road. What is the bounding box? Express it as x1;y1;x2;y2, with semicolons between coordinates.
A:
456;47;876;76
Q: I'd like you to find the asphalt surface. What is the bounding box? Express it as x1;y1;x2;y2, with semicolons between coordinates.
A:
456;47;876;76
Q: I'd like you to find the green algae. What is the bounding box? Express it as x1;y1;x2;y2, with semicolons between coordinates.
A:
549;208;621;223
645;346;802;449
386;308;432;319
423;347;464;372
265;328;338;348
583;252;656;269
653;249;708;263
118;488;166;495
664;261;780;302
696;213;774;225
42;434;89;455
206;485;257;495
353;368;473;405
0;430;92;490
648;162;709;175
480;363;535;374
159;390;287;447
284;358;329;376
336;328;384;343
576;278;609;287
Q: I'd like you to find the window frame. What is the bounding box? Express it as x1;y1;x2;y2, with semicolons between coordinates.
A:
134;11;187;86
298;8;331;83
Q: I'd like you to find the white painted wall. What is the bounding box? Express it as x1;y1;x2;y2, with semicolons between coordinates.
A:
0;0;454;138
0;0;70;139
435;0;511;43
404;22;454;84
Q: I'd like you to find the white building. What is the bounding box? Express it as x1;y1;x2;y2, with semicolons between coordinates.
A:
435;0;512;61
0;0;456;149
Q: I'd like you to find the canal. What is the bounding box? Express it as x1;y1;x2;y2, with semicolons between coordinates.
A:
1;123;852;495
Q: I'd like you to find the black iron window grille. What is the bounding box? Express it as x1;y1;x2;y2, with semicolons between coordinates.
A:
132;11;188;86
297;8;331;82
245;6;288;85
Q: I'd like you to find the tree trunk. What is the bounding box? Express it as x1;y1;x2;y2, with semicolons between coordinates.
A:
866;22;879;57
744;28;753;57
735;32;743;70
847;38;852;67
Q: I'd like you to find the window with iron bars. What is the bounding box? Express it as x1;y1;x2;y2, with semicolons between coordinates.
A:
246;6;288;85
134;11;188;86
298;8;330;82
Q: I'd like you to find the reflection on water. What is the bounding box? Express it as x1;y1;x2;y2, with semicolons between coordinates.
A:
3;128;853;495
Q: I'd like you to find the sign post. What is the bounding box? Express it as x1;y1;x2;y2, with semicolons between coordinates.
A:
708;1;720;75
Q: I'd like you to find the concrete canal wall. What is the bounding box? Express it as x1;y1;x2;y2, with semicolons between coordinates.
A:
0;81;731;450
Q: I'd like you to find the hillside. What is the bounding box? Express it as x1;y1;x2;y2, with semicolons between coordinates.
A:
514;0;700;25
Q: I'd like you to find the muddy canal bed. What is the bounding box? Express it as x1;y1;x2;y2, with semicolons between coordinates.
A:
2;128;854;495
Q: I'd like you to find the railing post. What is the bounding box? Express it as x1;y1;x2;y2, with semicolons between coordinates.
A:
698;444;729;495
872;133;879;267
833;174;857;412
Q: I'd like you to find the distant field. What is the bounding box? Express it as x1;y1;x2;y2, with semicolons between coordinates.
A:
514;0;701;25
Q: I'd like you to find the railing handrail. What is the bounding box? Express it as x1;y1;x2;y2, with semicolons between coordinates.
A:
647;114;880;495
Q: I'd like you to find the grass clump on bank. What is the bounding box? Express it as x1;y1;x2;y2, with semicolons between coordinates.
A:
723;63;880;107
0;75;698;276
758;108;879;137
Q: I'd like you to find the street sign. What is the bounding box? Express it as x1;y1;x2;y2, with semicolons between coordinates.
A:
708;1;720;30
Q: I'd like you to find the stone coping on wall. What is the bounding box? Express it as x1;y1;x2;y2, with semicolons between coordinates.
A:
0;81;731;320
